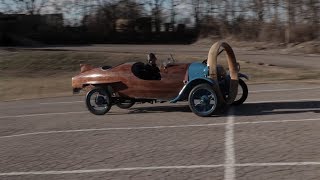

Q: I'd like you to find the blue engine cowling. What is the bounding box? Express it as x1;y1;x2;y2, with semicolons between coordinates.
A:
170;62;214;103
170;62;248;103
188;62;209;81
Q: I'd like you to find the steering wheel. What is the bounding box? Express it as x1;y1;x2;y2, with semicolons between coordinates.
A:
202;49;225;64
202;59;207;64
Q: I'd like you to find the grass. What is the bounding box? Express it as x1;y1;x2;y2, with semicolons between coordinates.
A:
0;50;146;75
1;50;319;101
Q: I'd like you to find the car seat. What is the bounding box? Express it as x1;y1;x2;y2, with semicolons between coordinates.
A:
131;62;148;80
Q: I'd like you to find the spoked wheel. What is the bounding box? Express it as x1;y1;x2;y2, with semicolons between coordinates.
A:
189;84;219;117
232;78;248;105
86;87;112;115
116;99;135;109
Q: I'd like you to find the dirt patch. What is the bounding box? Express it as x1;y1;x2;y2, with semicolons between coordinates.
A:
284;41;320;54
0;76;73;100
194;37;320;54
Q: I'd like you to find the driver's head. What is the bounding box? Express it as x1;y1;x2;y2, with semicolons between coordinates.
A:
148;53;157;65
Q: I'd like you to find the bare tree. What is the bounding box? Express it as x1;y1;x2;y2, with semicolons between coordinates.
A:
307;0;319;39
0;0;55;14
285;0;294;43
190;0;201;28
144;0;166;32
203;0;222;18
83;0;143;33
169;0;178;25
250;0;266;23
272;0;280;24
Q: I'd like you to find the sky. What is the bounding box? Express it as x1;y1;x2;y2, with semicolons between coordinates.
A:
0;0;196;26
0;0;289;26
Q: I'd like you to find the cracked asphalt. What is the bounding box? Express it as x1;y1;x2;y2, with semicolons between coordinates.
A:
0;82;320;180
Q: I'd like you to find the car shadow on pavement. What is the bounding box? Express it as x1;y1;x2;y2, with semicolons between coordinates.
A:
109;101;320;117
128;105;192;114
232;101;320;117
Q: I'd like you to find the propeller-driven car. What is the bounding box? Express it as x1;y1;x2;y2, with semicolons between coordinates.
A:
72;42;248;117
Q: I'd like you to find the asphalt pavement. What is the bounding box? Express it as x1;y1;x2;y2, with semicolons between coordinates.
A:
0;82;320;180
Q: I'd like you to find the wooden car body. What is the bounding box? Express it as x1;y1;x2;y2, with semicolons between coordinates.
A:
72;62;190;100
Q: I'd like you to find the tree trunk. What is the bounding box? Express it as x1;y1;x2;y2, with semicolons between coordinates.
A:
285;0;292;44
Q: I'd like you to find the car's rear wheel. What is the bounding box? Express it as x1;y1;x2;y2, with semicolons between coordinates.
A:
232;79;248;106
86;87;111;115
116;99;135;109
189;84;219;117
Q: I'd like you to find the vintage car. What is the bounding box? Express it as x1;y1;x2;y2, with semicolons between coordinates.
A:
72;42;248;117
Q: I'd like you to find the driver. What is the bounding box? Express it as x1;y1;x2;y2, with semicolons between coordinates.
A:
145;53;161;80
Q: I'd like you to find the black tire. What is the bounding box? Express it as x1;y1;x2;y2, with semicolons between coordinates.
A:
232;78;248;106
116;100;135;109
189;83;219;117
86;87;111;115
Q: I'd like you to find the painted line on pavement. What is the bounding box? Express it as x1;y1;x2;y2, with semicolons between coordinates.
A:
238;162;320;167
1;98;317;119
0;111;87;119
39;101;83;105
36;87;320;105
224;109;235;180
0;165;225;176
247;98;320;104
0;122;227;139
235;118;320;125
2;162;320;176
250;87;320;93
1;118;320;139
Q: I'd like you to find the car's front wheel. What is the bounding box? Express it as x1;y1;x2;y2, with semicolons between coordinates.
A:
86;87;111;115
232;79;248;106
189;84;219;117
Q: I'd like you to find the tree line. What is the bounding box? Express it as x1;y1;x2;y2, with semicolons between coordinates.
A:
1;0;319;43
